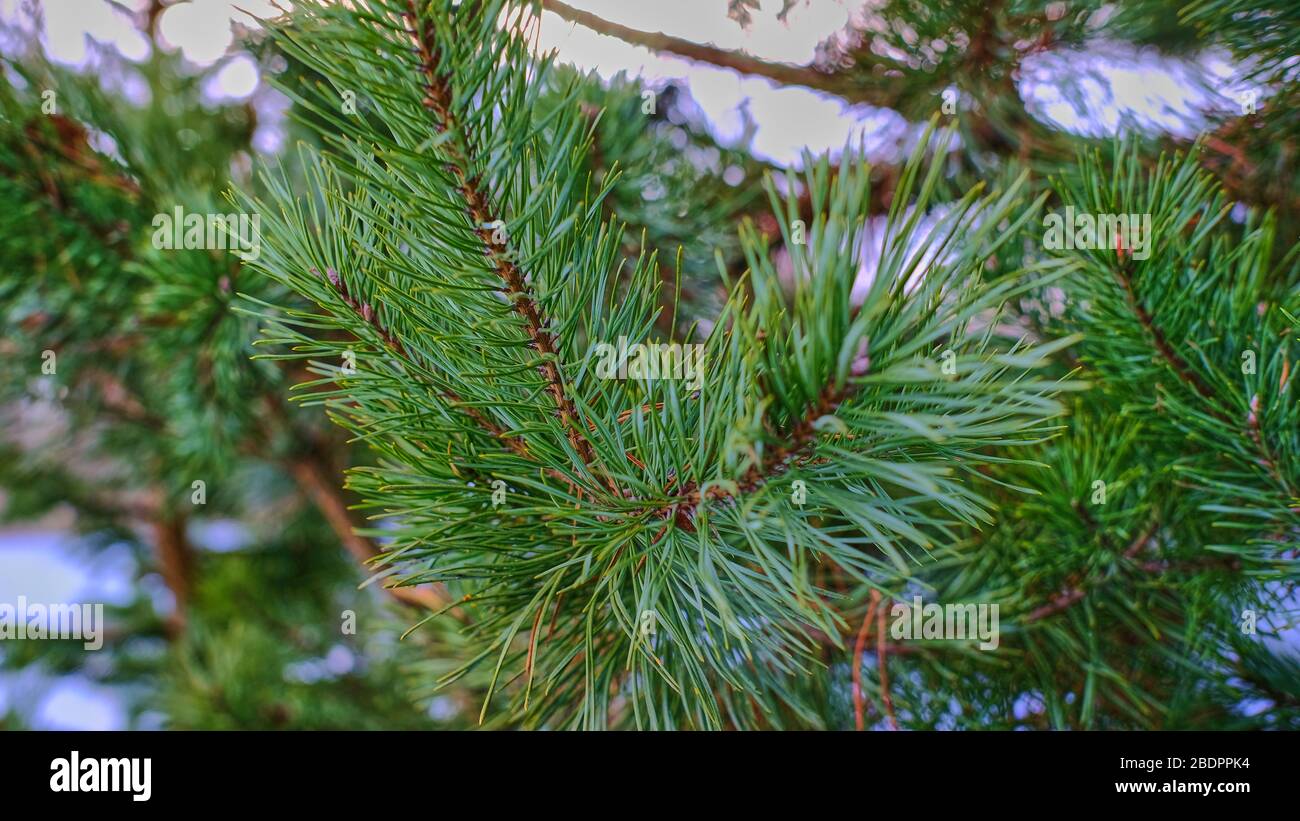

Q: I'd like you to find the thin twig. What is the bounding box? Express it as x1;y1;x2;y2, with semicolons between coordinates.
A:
540;0;901;107
1025;518;1159;623
852;589;881;731
877;595;897;731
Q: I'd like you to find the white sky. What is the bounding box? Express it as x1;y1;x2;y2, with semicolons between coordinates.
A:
8;0;1261;164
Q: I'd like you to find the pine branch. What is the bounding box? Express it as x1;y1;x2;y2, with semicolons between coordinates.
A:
253;394;469;615
1024;517;1160;623
244;3;1087;728
1054;145;1299;531
665;380;852;521
1111;259;1216;402
1111;251;1297;500
311;265;535;461
405;3;600;470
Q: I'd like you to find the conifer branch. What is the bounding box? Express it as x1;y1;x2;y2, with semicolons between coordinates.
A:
1111;259;1294;497
1111;260;1216;402
310;265;534;461
1023;518;1162;623
404;3;600;470
256;395;466;615
9;0;1300;732
667;382;852;520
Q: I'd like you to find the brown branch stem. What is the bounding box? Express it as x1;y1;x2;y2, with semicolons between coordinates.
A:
405;4;601;472
851;590;880;731
1024;518;1161;623
311;267;535;464
656;383;850;535
540;0;901;107
287;452;461;617
152;513;193;636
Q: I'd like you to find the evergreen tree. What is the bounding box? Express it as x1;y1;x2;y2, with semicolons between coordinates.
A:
2;0;1296;730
